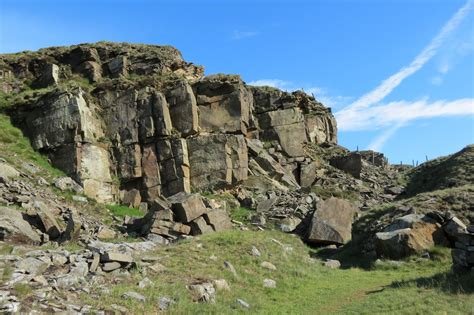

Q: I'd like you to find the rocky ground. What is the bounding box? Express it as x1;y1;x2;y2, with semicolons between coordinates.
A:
0;43;473;313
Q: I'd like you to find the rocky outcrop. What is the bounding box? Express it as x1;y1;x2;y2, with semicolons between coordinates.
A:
2;43;338;205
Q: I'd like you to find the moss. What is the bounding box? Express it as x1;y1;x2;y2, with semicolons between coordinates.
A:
106;204;144;217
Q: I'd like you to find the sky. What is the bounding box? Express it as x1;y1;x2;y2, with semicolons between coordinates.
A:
1;0;473;164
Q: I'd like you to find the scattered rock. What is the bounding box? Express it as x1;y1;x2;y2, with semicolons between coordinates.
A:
157;296;175;311
236;298;250;309
260;261;276;270
122;291;146;302
0;207;41;244
54;177;83;193
188;282;216;303
251;246;261;257
224;261;237;277
213;279;230;291
323;259;341;269
138;277;153;289
263;278;276;288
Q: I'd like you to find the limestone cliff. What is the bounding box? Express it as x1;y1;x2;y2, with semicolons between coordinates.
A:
0;42;337;204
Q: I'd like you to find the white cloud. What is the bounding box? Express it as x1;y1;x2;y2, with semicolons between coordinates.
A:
368;122;406;152
335;0;474;151
337;98;474;131
232;30;259;40
345;0;474;111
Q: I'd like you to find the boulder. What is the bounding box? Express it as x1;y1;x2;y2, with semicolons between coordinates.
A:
305;114;337;144
190;216;214;235
330;153;364;179
168;192;207;223
36;63;59;87
0;162;20;179
0;207;41;244
375;214;447;259
54;177;83;193
307;197;357;245
107;56;128;77
203;210;233;231
31;200;62;239
188;282;216;303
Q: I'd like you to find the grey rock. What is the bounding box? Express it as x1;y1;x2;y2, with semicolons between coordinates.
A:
0;207;41;244
122;291;146;302
0;162;20;179
223;261;237;277
188;282;216;303
263;278;276;288
54;177;84;193
158;296;175;311
323;259;341;269
236;298;250;309
260;261;277;270
169;193;207;223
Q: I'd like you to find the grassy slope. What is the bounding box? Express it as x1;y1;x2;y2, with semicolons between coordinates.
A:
75;230;473;314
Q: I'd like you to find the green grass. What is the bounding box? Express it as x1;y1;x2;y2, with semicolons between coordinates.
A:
106;204;144;217
229;206;252;223
76;230;473;314
0;114;64;178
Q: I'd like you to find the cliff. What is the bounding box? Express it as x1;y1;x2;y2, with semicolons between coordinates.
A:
0;42;337;204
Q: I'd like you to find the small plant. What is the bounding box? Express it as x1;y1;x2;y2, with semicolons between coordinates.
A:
106;204;144;217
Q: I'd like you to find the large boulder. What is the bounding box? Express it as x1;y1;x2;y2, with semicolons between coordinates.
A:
375;214;447;259
165;80;199;136
0;207;41;244
0;161;20;179
307;197;357;245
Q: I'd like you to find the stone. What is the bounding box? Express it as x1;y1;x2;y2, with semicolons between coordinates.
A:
169;193;207;223
122;291;146;302
260;261;277;270
0;206;41;244
300;161;320;188
305;113;337;144
96;227;117;240
278;217;302;233
138;277;153;289
89;253;100;272
16;257;49;275
51;254;68;266
122;189;142;208
102;262;122;272
31;200;62;239
108;56;128;77
251;246;261;257
0;162;20;179
166;80;198;136
36;63;59;87
72;195;88;203
101;252;134;263
223;261;237;277
330;153;364;179
204;210;233;231
190;216;214;235
54;177;83;193
213;279;230;291
257;197;278;212
236;298;250;309
323;259;341;269
444;217;467;240
59;208;82;242
307;197;357;245
157;296;175;311
188;282;216;303
375;215;447;259
263;279;276;288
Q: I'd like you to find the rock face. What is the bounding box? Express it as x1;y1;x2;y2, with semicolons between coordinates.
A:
3;43;337;205
307;197;357;245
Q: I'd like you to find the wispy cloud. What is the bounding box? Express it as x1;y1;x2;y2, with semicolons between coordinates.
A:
247;79;292;90
335;0;474;150
232;30;259;40
343;0;474;111
338;98;474;131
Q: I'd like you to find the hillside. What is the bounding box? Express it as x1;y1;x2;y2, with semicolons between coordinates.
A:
0;42;473;313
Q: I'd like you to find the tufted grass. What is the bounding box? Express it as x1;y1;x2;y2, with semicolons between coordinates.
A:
0;113;64;178
106;204;144;218
77;230;474;314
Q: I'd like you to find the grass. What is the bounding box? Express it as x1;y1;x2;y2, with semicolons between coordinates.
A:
75;230;473;314
311;185;360;202
106;204;144;217
229;206;252;223
12;283;33;298
0;113;64;178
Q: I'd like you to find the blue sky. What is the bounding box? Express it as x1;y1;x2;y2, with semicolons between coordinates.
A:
1;0;473;164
